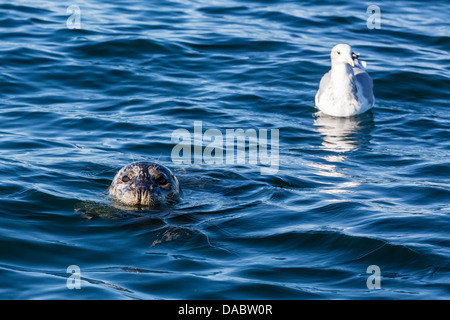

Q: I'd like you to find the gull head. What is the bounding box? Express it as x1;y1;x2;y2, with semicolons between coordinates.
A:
330;44;354;67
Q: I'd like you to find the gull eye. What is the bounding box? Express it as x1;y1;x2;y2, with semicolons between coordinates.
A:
122;175;130;183
156;176;168;185
337;51;341;55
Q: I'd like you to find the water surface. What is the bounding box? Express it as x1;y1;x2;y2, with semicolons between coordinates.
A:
0;0;449;299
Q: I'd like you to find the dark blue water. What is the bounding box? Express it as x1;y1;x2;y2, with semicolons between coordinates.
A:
1;0;449;299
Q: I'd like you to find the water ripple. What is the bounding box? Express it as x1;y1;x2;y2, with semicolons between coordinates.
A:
0;0;449;299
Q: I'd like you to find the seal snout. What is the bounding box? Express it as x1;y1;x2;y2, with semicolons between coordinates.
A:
135;183;155;205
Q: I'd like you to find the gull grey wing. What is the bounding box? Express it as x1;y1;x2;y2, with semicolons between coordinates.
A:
315;70;331;105
353;67;374;105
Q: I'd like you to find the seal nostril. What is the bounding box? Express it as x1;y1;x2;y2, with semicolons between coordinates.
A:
137;185;149;192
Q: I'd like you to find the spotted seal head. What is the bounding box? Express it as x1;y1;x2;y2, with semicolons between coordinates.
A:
108;162;180;207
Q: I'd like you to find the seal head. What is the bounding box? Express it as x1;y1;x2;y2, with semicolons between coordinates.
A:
108;162;180;207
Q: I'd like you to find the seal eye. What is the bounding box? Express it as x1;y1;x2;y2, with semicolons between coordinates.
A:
122;175;130;183
156;176;168;185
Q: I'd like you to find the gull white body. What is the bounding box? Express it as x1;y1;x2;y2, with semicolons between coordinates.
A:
315;44;374;117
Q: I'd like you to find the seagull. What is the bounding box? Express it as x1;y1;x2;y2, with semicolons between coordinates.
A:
315;44;374;117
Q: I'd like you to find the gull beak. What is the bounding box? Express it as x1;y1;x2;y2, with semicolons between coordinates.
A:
347;56;355;67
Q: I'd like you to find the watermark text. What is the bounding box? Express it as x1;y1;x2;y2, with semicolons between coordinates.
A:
171;121;279;175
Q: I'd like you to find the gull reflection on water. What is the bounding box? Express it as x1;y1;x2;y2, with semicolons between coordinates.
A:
314;112;374;154
311;111;374;196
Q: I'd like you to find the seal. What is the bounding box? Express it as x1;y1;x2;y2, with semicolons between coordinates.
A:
108;162;180;207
